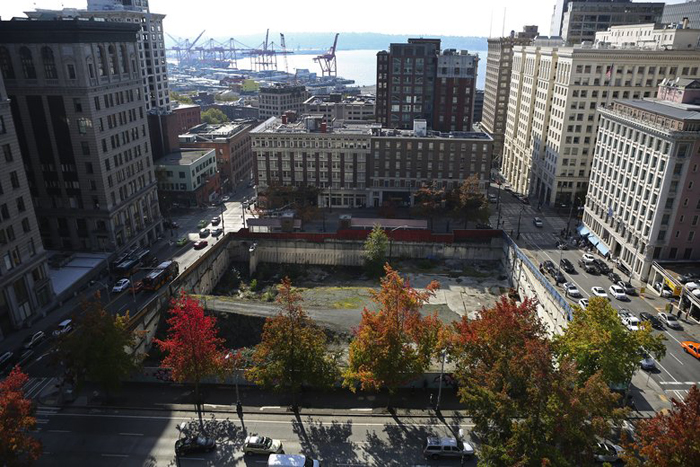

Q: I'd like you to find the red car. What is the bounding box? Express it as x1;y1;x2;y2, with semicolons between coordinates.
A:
129;280;144;294
193;240;208;250
682;341;700;359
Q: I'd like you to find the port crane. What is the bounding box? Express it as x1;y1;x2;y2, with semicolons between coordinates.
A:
313;33;339;77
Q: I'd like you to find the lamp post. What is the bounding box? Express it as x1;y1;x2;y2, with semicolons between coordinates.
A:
91;279;112;303
388;225;410;261
225;351;242;412
565;196;581;238
435;349;447;411
516;206;525;239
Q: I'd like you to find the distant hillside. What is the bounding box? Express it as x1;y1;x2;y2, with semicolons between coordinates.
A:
176;32;488;52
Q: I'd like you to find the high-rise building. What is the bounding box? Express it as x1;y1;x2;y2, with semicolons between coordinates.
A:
0;74;55;336
561;1;663;44
473;90;484;124
376;39;479;132
596;22;700;49
501;34;700;205
663;0;700;28
583;79;700;280
303;94;375;122
482;26;539;169
26;0;170;113
0;19;162;252
258;84;308;120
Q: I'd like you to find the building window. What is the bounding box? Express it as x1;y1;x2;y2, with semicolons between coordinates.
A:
73;98;83;113
19;47;36;79
2;144;11;162
21;218;30;233
41;46;57;79
0;46;14;79
66;63;76;80
9;171;19;189
16;197;25;213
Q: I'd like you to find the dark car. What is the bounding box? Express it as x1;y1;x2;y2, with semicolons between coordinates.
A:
560;258;575;273
593;259;610;274
616;262;632;277
608;272;622;283
519;196;530;205
640;312;664;330
193;240;208;250
551;271;566;284
582;262;600;275
617;280;636;295
678;272;700;284
175;436;216;456
475;223;493;229
542;260;556;274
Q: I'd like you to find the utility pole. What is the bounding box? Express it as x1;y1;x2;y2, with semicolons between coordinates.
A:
516;207;524;239
436;349;447;411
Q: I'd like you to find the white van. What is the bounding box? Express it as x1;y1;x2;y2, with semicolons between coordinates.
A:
52;319;73;337
267;454;320;467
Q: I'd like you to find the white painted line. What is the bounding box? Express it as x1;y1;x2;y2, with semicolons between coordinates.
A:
686;382;698;385
655;360;679;382
35;419;49;424
660;381;686;385
669;352;685;365
259;406;281;410
101;453;128;458
664;330;683;345
350;408;373;412
118;432;143;436
48;429;71;433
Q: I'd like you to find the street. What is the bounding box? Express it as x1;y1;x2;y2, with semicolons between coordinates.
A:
35;407;476;466
490;186;700;403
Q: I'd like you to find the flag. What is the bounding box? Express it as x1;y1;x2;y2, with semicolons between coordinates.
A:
606;65;613;80
607;206;614;217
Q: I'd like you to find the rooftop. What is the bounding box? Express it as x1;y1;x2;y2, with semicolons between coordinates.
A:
304;95;375;106
182;121;254;139
172;103;200;110
612;99;700;121
156;149;214;166
0;17;141;43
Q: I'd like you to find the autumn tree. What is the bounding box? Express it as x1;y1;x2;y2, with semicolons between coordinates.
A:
363;224;389;276
246;278;339;407
55;300;140;395
0;366;42;466
623;385;700;466
412;183;444;230
448;175;490;228
447;296;625;465
156;292;228;429
343;265;442;395
554;297;666;387
201;107;228;124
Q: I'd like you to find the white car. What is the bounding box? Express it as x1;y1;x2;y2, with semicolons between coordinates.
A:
659;312;682;330
692;288;700;298
593;440;624;463
609;285;628;301
582;253;596;264
564;282;581;298
112;278;131;293
591;286;609;299
640;353;655;371
22;331;46;350
685;281;700;291
618;309;634;321
578;298;589;308
623;316;641;331
533;217;544;227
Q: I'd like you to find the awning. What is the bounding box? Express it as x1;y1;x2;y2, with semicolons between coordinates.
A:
587;232;600;246
595;240;610;256
577;225;590;236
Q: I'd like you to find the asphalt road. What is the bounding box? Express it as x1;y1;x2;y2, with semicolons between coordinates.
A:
490;187;700;402
35;408;477;467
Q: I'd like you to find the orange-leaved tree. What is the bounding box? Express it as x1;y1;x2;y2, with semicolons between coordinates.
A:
343;264;442;395
0;366;42;465
246;277;339;408
623;384;700;466
156;292;228;429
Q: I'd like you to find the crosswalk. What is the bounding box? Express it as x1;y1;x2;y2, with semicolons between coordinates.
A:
35;405;60;427
23;376;59;400
659;381;700;402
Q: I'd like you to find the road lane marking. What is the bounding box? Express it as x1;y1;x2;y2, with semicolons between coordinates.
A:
350;408;373;412
663;330;683;345
118;432;143;436
101;453;128;458
655;360;678;381
260;406;281;410
669;352;685;365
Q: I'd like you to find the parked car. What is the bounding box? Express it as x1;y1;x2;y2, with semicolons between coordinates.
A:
618;309;634;322
681;341;700;359
551;270;566;284
639;312;664;330
212;228;223;237
52;319;73;337
242;435;283;455
578;298;589;308
519;196;530;205
176;236;189;247
211;216;221;226
593;440;624;463
475;223;493;229
197;220;208;229
22;331;46;350
623;316;641;331
581;253;596;264
423;436;474;460
685;281;700;291
564;282;581;298
221;195;230;202
267;454;320;467
608;272;622;283
591;287;608;299
175;436;216;456
678;272;700;284
488;194;498;203
640;353;656;371
542;260;556;274
193;240;208;250
112;278;131;293
659;312;682;329
609;284;629;301
199;228;210;238
560;258;575;273
533;217;543;227
654;282;673;298
616;280;636;295
0;351;14;372
593;259;610;274
581;262;600;275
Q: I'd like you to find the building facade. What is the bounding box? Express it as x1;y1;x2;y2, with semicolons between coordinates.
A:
252;116;492;208
501;39;700;206
561;1;664;44
156;149;219;208
0;20;162;253
172;103;201;133
482;26;539;169
662;0;700;28
0;74;55;336
473;90;484;124
433;49;478;132
303;94;375;122
258;84;308;120
179;121;255;192
595;22;700;49
583;80;700;280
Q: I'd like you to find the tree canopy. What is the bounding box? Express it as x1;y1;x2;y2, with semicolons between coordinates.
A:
447;175;490;228
363;225;389;276
0;366;42;466
201;107;228;124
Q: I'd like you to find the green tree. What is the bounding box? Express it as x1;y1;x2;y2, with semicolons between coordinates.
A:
447;296;626;466
170;91;193;104
343;265;442;395
554;297;666;387
448;175;490;228
55;299;140;394
201;107;228;124
411;183;444;230
246;278;339;407
363;224;389;276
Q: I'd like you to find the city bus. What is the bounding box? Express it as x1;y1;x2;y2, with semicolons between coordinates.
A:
114;258;139;276
142;260;179;292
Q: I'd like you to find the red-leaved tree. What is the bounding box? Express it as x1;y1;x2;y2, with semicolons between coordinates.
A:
0;366;42;465
624;384;700;466
156;292;228;429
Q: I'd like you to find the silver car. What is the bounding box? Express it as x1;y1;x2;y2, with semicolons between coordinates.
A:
242;435;283;455
423;436;474;460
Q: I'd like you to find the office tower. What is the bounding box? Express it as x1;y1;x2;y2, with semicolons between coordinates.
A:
662;0;700;28
376;39;479;132
501;32;700;206
0;73;55;335
473;90;484;124
0;19;162;252
583;79;700;280
561;1;663;44
482;26;539;169
258;84;308;120
155;149;219;208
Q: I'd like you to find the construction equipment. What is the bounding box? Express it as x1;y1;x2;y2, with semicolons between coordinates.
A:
313;33;339;77
279;33;290;76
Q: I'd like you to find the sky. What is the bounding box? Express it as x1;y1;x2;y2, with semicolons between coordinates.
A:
1;0;689;39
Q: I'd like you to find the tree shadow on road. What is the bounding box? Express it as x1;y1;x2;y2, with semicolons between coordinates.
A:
361;419;440;466
291;415;358;464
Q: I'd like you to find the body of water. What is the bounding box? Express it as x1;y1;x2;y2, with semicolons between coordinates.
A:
284;49;488;89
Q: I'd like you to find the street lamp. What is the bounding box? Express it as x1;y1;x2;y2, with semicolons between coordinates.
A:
435;349;447;411
516;206;525;239
565;196;582;238
91;279;112;302
225;351;242;413
388;225;410;261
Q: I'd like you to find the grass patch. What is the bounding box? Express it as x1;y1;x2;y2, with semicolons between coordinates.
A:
332;296;366;309
462;265;493;278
